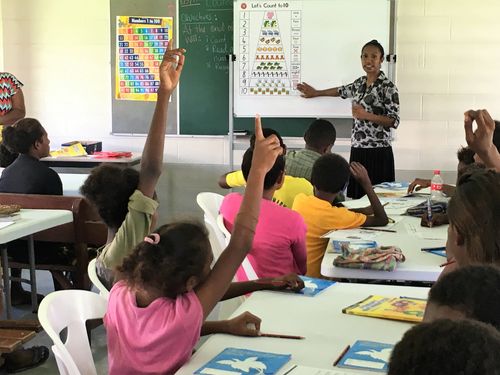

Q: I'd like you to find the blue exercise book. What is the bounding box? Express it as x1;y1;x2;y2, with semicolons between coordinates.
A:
194;347;291;375
427;249;446;257
374;181;409;190
299;276;336;297
337;340;393;372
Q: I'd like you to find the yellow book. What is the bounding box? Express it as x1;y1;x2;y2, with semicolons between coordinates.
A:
342;295;426;323
50;142;87;157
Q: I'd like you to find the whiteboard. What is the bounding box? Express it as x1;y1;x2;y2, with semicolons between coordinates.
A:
233;0;391;117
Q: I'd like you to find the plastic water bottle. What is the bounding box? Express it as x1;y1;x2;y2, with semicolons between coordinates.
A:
430;170;444;200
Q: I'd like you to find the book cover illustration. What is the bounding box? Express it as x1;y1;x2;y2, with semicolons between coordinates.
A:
194;347;291;374
298;276;336;297
343;295;426;323
337;340;393;372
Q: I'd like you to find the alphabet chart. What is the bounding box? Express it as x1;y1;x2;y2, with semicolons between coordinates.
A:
116;16;173;102
237;1;302;97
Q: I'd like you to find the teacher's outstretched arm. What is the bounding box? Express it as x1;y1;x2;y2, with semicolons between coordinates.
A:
296;82;340;98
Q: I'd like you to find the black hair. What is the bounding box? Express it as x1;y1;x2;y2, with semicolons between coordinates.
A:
1;118;45;154
249;128;286;150
456;162;484;181
0;143;18;167
304;119;336;151
118;221;211;298
428;265;500;330
361;40;385;61
311;153;350;194
388;319;500;375
241;147;285;190
456;146;475;165
80;164;139;229
447;169;500;265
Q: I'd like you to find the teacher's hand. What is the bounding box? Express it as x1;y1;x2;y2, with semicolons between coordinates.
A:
296;82;319;98
352;104;370;120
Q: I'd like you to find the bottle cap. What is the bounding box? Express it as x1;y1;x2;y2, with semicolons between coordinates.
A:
433;169;441;175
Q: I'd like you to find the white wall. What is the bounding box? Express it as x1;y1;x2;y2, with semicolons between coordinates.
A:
2;0;500;168
394;0;500;171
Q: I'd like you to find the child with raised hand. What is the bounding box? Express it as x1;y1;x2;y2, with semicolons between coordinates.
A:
464;109;500;171
81;43;186;288
104;116;283;374
292;155;388;277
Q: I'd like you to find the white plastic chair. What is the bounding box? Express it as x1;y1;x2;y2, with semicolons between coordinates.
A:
196;192;224;225
38;290;108;375
216;214;258;281
87;258;110;299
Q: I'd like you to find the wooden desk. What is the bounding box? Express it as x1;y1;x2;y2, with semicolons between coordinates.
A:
176;283;429;374
40;152;141;169
0;209;73;318
321;196;447;283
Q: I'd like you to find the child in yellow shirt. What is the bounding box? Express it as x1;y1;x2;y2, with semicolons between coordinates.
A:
292;154;388;277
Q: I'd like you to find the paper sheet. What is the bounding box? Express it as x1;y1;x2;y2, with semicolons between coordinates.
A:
0;221;14;230
322;229;379;240
404;222;447;240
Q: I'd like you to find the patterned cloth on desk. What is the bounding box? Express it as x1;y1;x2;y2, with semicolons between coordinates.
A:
333;245;405;271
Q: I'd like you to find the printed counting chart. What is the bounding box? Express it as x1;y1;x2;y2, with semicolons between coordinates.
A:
238;1;302;96
115;16;173;101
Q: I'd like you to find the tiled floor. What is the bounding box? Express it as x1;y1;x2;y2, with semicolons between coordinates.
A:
4;163;456;374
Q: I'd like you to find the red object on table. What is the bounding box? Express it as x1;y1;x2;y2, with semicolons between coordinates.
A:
91;151;133;158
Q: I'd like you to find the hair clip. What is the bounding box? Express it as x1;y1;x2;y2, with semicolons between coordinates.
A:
144;233;160;245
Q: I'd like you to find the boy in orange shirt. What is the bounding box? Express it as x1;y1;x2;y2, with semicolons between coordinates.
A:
292;154;388;277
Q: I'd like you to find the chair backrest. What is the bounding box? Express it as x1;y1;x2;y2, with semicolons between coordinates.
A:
216;214;258;281
87;258;110;300
196;192;224;225
38;290;108;375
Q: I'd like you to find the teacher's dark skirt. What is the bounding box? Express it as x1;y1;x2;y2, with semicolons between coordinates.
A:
347;146;395;199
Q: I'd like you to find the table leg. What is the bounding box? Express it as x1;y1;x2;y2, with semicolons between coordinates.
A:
27;236;38;312
0;246;11;319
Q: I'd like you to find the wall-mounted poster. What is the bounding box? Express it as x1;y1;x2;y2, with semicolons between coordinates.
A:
116;16;173;101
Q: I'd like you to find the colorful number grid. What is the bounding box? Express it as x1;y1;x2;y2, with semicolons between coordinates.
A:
115;16;173;101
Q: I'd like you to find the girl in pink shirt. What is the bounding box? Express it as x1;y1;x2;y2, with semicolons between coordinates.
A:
105;116;287;375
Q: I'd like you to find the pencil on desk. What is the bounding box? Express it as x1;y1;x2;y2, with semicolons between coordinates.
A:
421;247;446;252
259;332;304;340
362;227;397;233
333;345;350;366
440;259;456;267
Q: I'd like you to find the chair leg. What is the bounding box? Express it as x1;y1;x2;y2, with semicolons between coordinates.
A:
49;271;73;290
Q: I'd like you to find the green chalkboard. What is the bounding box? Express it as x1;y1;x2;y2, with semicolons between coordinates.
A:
178;0;318;136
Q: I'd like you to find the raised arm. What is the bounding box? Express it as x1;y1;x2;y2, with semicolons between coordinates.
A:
138;41;185;198
350;162;388;227
464;109;500;171
196;116;283;318
296;82;340;98
0;88;25;125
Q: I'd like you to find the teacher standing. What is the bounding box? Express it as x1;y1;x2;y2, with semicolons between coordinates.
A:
297;40;400;199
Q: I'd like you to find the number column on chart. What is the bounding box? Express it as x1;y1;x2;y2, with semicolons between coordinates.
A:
290;10;301;93
239;11;250;94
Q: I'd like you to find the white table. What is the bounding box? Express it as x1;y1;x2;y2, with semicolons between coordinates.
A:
0;209;73;317
321;196;447;283
176;283;429;374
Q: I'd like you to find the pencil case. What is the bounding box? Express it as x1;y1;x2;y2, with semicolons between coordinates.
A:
333;245;405;271
405;200;447;217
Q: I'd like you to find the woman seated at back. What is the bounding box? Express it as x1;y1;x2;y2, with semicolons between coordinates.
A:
0;118;61;194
